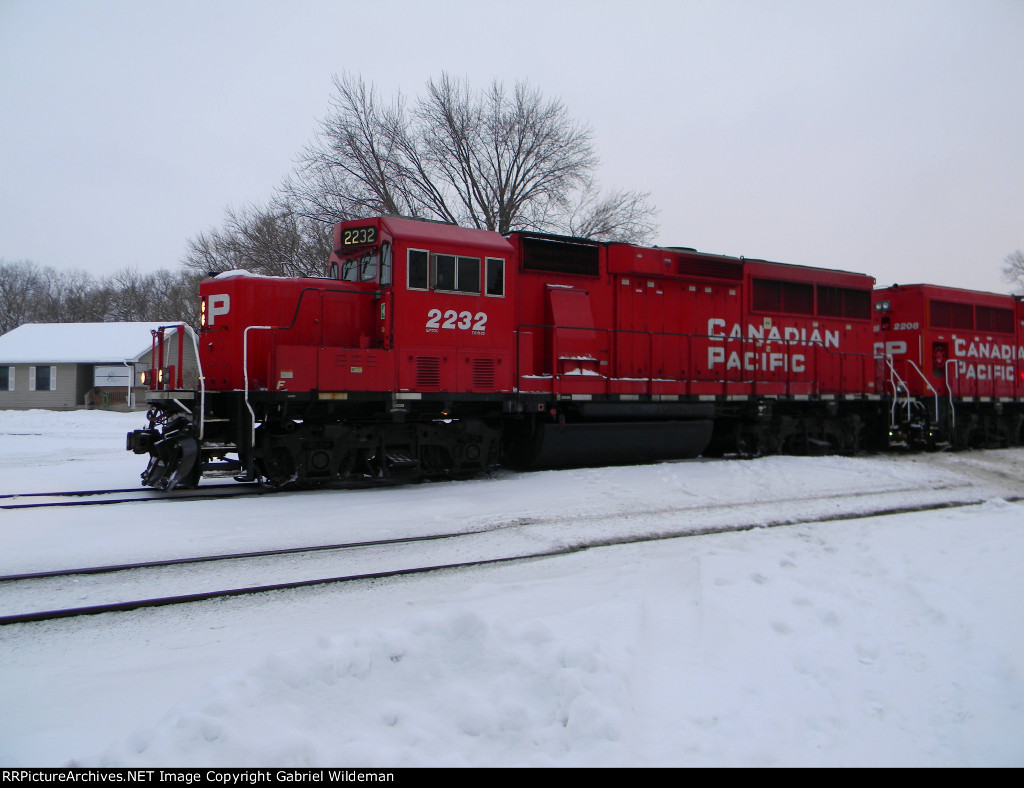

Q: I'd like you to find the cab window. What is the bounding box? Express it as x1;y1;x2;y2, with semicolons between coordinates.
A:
380;242;392;287
408;249;429;290
485;258;504;297
433;254;480;294
340;251;379;282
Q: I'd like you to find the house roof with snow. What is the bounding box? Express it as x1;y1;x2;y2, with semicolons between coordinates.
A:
0;322;194;364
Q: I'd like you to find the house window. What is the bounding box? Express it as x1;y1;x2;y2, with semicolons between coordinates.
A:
29;365;56;391
0;366;11;391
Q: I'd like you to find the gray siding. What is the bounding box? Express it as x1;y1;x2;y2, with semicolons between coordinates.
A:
0;325;199;410
0;363;91;409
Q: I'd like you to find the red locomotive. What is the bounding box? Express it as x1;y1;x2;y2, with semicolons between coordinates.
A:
127;216;1024;489
874;283;1024;448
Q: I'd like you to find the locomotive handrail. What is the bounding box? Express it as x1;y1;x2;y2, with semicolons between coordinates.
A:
150;323;206;438
884;356;916;430
202;285;381;348
187;326;205;440
243;326;275;451
279;285;382;338
233;286;389;470
906;359;940;422
944;358;958;432
515;322;881;401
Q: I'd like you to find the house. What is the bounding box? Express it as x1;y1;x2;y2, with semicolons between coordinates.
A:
0;322;198;410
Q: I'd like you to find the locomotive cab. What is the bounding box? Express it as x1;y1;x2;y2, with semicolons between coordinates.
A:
328;220;393;350
133;216;515;489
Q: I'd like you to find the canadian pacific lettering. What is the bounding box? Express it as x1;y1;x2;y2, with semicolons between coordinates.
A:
706;317;840;373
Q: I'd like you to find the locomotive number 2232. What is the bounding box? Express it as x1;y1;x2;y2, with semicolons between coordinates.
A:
426;309;487;333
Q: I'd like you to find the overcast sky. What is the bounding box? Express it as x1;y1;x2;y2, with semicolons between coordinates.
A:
2;0;1022;293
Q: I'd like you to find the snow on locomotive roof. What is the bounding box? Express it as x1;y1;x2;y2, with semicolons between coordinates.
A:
210;269;269;279
209;269;336;281
0;322;193;364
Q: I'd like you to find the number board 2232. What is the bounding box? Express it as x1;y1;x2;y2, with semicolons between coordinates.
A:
340;226;378;246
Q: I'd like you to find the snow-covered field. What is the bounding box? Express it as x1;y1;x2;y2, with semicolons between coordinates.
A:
1;409;1022;766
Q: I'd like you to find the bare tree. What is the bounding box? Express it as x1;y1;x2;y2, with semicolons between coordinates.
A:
182;202;330;278
0;259;44;334
104;267;157;322
1003;250;1024;294
285;73;657;241
34;268;110;323
150;268;205;330
562;179;659;242
0;259;206;334
282;76;411;224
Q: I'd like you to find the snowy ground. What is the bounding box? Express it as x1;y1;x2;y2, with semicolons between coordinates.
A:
1;409;1022;767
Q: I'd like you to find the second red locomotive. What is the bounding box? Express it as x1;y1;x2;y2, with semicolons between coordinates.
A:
127;215;1024;489
874;283;1024;448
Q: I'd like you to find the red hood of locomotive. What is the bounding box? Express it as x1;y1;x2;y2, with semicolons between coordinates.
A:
198;272;378;391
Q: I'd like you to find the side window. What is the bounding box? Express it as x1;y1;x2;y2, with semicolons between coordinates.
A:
408;249;429;290
380;242;392;287
432;254;480;294
457;256;480;294
434;254;456;291
0;366;11;391
485;258;504;297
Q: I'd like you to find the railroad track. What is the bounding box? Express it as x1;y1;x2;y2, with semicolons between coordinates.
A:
0;483;266;510
0;474;454;510
3;486;1016;627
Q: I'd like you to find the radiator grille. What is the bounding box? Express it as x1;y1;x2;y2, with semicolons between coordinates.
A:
521;236;599;276
678;257;743;280
471;358;496;390
415;356;441;389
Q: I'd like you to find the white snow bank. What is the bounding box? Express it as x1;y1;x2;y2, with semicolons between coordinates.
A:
2;409;1023;767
